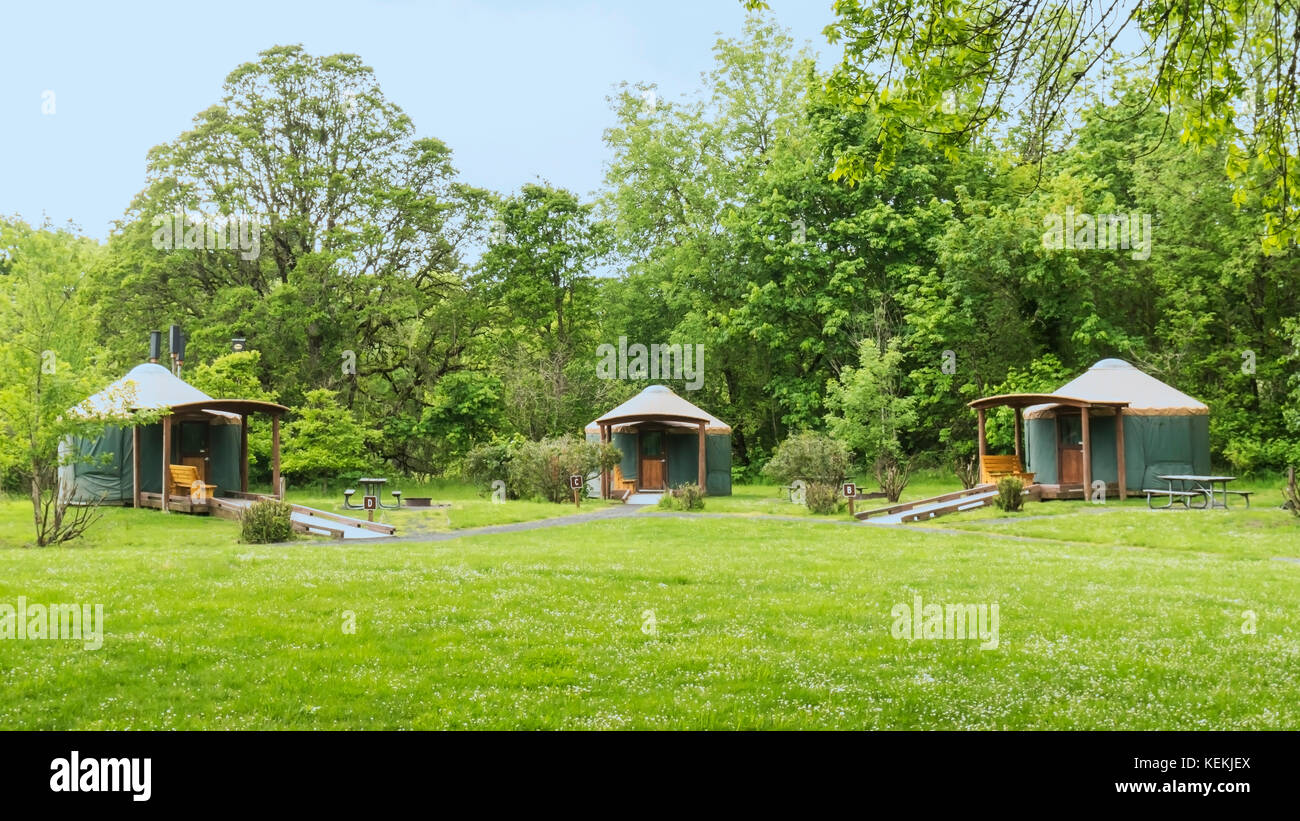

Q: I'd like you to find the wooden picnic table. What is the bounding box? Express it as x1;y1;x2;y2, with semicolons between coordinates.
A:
1155;474;1245;510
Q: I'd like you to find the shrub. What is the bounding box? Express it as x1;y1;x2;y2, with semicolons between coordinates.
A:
951;449;979;490
803;482;842;515
994;477;1024;512
657;482;705;511
761;432;852;486
462;441;514;493
873;453;912;504
507;435;621;503
240;499;295;543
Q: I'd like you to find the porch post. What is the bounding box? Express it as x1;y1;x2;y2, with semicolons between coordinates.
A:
1115;406;1127;501
601;423;610;500
1081;405;1093;499
698;421;707;495
161;414;172;514
239;413;249;493
976;407;987;484
271;413;281;500
1013;407;1023;459
132;425;141;508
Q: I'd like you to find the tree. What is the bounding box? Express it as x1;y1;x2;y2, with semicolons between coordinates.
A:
602;15;815;464
385;370;511;477
0;220;114;545
474;184;613;439
89;44;492;470
810;0;1300;249
280;389;375;492
826;339;918;502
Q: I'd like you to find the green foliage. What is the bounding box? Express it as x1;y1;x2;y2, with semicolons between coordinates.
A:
802;482;843;515
239;499;295;544
981;355;1073;451
462;440;515;493
12;17;1298;498
506;436;621;503
761;432;852;486
823;0;1300;249
826;339;917;502
280;390;375;486
89;44;491;475
657;482;705;511
387;371;512;477
0;218;133;544
188;350;275;401
475;184;614;440
995;477;1025;512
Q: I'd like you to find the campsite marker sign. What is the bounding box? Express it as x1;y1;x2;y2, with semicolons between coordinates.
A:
843;482;857;516
363;494;377;522
569;474;583;508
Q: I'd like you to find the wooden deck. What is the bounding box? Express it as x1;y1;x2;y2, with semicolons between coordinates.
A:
1035;482;1123;500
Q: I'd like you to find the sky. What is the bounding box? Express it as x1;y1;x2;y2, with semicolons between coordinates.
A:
0;0;837;240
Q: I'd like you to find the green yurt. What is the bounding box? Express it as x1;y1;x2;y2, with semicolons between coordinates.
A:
59;362;286;506
1023;359;1210;490
585;385;732;498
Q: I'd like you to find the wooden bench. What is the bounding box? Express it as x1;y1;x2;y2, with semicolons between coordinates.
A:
980;455;1035;486
1143;488;1199;509
168;464;217;501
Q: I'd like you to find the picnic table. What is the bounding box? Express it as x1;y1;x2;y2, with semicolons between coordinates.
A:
1147;474;1251;510
344;478;401;510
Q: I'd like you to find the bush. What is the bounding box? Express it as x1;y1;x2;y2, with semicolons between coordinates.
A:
803;482;842;515
462;441;514;493
994;477;1024;512
761;432;853;486
950;449;979;490
873;453;912;504
240;499;295;543
657;482;705;511
507;435;621;503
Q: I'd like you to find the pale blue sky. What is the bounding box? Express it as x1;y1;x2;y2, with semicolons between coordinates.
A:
0;0;835;239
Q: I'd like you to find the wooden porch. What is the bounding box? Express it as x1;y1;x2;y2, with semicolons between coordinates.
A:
968;393;1131;501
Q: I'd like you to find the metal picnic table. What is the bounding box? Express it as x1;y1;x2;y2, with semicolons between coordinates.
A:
344;477;401;510
1154;474;1244;510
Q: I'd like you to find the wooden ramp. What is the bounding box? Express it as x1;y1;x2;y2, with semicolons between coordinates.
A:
210;496;395;540
856;484;1000;525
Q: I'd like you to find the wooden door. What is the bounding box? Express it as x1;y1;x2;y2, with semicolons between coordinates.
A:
639;431;666;490
1058;414;1083;484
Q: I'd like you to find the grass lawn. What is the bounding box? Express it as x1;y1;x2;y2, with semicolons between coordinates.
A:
1;478;1298;729
277;479;616;536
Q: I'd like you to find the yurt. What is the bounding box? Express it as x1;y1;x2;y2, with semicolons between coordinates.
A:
60;358;286;508
1022;358;1210;492
584;385;732;498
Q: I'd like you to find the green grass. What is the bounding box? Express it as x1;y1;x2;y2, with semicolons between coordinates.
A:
1;482;1298;729
260;478;615;535
698;470;959;517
